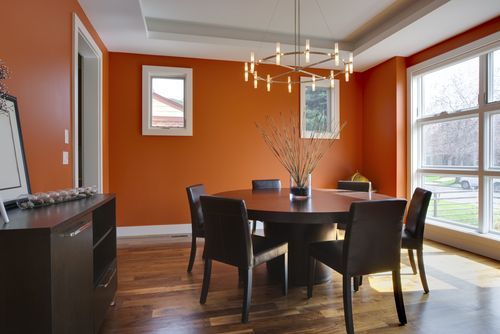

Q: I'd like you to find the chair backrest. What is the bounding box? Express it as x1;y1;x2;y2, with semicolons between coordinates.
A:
343;199;407;276
252;179;281;190
200;196;253;268
404;187;432;240
186;184;206;234
338;180;371;192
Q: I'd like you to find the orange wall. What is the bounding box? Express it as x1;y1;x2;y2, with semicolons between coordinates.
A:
360;57;406;197
407;16;500;67
0;0;109;193
109;53;364;226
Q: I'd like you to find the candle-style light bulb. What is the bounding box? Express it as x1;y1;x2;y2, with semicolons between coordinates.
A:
267;74;271;92
276;42;281;65
254;71;258;89
250;52;255;73
312;75;316;91
244;62;248;82
334;42;339;66
305;39;310;63
349;52;354;74
330;70;335;88
288;76;292;93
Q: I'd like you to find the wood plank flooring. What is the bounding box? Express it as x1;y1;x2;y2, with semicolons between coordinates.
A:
100;235;500;334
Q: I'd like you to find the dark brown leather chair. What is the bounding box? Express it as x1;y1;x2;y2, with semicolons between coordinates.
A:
402;187;432;294
251;179;281;233
199;195;288;323
307;199;408;334
336;180;372;239
186;184;206;273
337;180;372;192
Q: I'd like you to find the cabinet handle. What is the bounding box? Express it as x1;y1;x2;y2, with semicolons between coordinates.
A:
98;267;117;289
63;221;92;237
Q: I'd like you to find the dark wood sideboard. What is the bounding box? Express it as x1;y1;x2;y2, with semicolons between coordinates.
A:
0;194;117;334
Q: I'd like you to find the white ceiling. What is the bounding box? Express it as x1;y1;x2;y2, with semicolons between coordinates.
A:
78;0;500;71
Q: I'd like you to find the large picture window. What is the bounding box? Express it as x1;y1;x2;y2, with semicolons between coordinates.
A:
409;34;500;237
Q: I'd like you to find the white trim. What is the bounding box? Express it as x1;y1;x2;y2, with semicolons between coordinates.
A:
142;65;193;136
407;31;500;254
300;77;340;139
425;220;500;261
72;13;103;192
117;224;191;237
116;223;265;238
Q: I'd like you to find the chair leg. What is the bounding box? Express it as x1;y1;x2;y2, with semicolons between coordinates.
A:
307;256;316;299
408;249;417;275
199;259;212;304
392;269;407;325
353;276;363;291
187;235;197;273
252;220;257;234
342;274;355;334
417;248;429;294
282;253;288;296
242;268;253;323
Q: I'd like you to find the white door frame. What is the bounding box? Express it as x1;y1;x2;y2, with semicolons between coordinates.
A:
72;13;103;192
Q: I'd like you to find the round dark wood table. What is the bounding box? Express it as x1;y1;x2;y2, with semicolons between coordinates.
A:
215;188;391;286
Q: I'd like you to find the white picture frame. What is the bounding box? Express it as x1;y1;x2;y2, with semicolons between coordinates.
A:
300;77;340;139
0;95;30;206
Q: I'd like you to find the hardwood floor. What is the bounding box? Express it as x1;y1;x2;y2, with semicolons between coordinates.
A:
100;234;500;334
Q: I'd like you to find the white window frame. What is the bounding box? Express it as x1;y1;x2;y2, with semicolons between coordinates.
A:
407;31;500;259
300;77;340;139
142;65;193;136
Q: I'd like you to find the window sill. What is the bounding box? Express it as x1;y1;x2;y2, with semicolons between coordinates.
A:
425;219;500;260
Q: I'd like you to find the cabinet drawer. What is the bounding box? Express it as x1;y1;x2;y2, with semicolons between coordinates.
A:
52;214;94;334
94;260;117;333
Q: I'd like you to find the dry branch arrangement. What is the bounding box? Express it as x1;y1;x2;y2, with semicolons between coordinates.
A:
0;59;9;111
256;112;345;191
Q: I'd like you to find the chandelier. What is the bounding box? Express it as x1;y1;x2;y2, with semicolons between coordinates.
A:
244;0;353;93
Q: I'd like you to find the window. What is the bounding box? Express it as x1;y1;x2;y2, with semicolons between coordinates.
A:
142;66;193;136
409;33;500;236
300;77;340;139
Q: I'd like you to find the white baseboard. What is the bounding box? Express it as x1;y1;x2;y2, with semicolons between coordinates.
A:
117;224;191;237
116;221;265;238
425;221;500;261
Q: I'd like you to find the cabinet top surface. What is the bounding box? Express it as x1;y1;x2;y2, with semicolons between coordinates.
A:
0;194;115;231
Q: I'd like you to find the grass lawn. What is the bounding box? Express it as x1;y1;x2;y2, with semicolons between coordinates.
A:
429;199;478;227
431;198;500;231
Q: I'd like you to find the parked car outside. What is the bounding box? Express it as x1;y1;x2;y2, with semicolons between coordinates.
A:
458;177;500;192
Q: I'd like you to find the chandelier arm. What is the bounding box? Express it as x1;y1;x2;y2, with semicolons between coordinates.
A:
258;59;296;71
299;57;336;70
268;70;347;84
270;69;296;81
296;68;326;78
272;76;331;84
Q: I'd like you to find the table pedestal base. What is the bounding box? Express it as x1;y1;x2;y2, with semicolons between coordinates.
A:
264;222;337;286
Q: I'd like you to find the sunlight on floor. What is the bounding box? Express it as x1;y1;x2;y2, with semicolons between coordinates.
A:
425;254;500;288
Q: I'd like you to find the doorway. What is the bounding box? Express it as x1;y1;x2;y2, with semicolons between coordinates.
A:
72;13;103;192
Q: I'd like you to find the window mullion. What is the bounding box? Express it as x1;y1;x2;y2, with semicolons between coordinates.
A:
479;54;488;233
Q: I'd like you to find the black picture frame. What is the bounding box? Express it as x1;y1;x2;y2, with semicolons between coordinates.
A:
0;94;31;208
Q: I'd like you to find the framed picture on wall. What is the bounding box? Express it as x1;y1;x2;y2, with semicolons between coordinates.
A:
300;76;340;139
0;94;30;207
